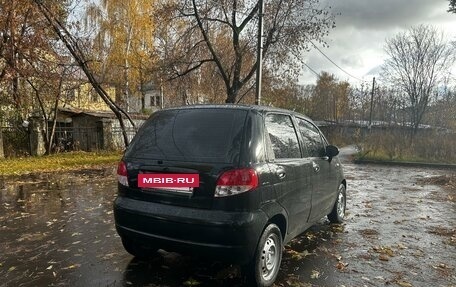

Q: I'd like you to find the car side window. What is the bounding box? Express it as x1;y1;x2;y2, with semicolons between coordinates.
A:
265;114;301;159
297;118;326;157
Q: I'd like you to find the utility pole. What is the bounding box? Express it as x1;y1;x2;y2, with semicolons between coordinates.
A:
255;0;264;105
369;77;376;128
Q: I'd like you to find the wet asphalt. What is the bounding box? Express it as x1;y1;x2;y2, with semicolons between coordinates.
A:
0;149;455;287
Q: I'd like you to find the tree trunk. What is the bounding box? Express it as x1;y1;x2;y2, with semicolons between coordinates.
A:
0;127;4;159
226;84;240;104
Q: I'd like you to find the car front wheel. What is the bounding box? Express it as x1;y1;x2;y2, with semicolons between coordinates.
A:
328;183;346;223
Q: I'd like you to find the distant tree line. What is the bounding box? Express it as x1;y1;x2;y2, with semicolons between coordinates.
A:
0;1;455;156
265;25;456;135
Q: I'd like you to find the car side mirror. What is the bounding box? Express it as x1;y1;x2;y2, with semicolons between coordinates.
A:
326;145;339;161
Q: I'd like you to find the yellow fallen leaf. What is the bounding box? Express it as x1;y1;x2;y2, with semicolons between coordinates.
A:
62;264;81;270
379;254;389;261
396;280;412;287
183;277;201;286
310;270;320;279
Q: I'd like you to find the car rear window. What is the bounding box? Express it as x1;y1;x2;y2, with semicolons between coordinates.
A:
125;108;247;163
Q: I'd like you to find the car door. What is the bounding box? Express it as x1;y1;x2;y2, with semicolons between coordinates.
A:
264;113;312;236
296;118;336;222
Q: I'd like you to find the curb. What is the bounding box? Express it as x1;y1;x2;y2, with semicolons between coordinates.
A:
353;159;456;170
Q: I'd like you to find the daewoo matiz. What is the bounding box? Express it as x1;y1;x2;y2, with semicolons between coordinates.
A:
114;105;346;287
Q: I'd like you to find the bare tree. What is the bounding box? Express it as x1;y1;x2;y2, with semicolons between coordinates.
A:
382;25;455;134
154;0;335;103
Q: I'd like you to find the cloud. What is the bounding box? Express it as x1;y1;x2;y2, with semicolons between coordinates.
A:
298;0;456;85
329;0;448;30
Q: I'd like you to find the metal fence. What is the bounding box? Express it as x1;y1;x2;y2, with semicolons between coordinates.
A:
53;126;102;152
1;119;144;157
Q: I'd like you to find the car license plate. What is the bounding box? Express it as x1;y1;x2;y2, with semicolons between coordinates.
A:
138;173;199;189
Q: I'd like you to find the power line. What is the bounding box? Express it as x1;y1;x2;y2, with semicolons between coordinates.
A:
303;62;319;77
307;39;367;82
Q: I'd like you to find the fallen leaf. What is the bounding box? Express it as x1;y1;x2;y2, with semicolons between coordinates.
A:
433;263;451;270
289;249;315;260
310;270;320;279
62;264;81;270
183;277;201;286
379;254;389;261
8;266;16;272
46;265;53;270
335;261;348;270
396;280;412;287
397;243;407;249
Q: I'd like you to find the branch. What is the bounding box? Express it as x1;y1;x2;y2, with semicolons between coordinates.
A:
237;2;259;32
200;17;233;28
167;58;214;81
236;82;255;103
191;0;230;88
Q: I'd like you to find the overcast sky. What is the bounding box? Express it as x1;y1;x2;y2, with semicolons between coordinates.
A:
299;0;456;85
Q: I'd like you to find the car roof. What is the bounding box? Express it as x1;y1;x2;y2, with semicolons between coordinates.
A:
158;104;313;122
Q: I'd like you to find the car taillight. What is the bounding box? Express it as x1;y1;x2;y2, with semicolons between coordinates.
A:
117;161;129;187
215;168;258;197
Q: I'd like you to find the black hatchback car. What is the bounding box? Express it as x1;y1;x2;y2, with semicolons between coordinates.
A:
114;105;346;287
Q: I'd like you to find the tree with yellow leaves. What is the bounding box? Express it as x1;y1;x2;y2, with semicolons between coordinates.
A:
84;0;157;112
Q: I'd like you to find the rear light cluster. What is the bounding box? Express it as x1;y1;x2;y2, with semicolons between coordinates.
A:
117;161;129;187
215;168;258;197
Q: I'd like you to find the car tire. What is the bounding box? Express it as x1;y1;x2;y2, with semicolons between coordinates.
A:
245;223;283;287
328;183;346;223
121;237;157;259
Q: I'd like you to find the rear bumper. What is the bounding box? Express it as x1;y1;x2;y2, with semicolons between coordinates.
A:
113;196;268;264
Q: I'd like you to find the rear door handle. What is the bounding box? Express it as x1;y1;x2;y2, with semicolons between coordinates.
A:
312;162;320;173
276;167;286;179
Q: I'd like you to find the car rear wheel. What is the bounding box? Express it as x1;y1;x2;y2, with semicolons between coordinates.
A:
121;237;157;259
328;183;346;223
245;223;283;287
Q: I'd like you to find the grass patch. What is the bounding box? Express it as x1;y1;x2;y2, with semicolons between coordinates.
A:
0;151;122;176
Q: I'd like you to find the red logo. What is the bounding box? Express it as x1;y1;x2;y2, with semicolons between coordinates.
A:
138;174;199;188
